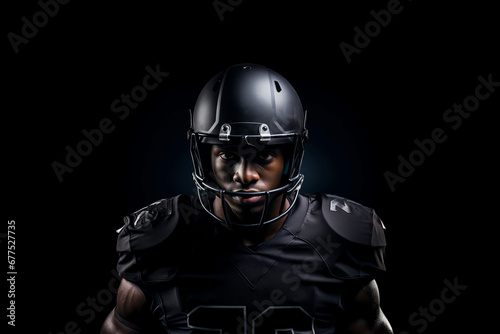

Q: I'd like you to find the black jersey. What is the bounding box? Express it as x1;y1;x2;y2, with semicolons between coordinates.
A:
116;193;387;333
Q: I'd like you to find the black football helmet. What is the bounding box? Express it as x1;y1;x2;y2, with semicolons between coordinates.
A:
188;64;308;227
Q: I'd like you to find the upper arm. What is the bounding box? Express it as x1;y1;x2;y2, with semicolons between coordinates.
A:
343;280;393;334
101;279;149;334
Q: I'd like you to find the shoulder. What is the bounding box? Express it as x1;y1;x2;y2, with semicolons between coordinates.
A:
116;195;194;251
116;194;208;284
296;193;386;247
318;193;386;247
295;193;387;280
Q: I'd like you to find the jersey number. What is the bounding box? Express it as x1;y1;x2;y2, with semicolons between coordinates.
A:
188;305;314;334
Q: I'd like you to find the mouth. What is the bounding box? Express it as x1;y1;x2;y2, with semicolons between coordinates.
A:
231;195;264;205
228;190;265;206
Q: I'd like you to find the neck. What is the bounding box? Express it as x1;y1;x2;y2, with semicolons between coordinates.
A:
213;194;290;247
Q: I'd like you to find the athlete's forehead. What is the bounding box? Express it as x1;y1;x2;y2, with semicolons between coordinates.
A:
211;143;283;153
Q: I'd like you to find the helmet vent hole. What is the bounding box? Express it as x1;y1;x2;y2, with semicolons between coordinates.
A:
274;80;282;92
212;79;221;92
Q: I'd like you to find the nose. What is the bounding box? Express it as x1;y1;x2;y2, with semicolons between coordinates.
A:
233;160;259;185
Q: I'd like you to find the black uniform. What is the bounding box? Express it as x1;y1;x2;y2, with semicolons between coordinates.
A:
116;193;387;333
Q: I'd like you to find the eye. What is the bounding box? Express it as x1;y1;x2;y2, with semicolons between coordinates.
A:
219;152;236;161
258;151;275;163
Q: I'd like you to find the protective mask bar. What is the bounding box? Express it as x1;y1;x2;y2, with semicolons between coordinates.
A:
194;173;304;227
189;130;305;227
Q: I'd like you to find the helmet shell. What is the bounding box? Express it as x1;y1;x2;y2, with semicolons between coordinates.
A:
192;64;307;145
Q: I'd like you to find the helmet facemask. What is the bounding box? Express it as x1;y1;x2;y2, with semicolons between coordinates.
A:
189;133;305;227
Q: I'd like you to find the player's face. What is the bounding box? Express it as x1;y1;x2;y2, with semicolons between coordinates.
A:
210;144;285;220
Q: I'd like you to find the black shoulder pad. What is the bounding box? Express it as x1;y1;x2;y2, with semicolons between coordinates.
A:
321;194;386;247
116;195;189;284
295;193;387;280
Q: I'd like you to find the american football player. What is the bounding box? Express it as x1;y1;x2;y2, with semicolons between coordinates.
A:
101;63;393;334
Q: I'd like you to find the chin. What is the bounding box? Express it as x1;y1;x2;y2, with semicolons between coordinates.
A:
229;203;265;220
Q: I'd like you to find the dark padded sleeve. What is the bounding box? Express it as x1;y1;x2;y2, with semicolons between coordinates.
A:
300;193;387;281
116;195;183;284
323;194;386;280
321;194;386;247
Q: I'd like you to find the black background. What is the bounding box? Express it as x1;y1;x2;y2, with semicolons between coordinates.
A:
4;0;498;333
